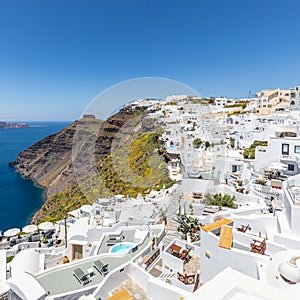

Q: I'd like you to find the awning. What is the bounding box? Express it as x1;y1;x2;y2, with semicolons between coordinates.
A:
107;289;133;300
202;218;233;232
218;225;233;250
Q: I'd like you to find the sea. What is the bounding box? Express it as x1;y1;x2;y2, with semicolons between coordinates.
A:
0;121;71;232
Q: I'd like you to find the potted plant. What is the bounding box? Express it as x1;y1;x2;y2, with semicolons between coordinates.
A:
41;238;49;247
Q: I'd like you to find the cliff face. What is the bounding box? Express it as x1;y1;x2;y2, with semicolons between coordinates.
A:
16;122;78;197
13;107;172;224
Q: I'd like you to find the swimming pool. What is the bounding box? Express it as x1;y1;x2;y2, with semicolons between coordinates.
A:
110;242;136;254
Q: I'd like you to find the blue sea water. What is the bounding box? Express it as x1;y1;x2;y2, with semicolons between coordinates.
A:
0;121;71;231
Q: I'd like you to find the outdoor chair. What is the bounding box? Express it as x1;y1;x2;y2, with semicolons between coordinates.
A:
237;224;250;233
93;260;110;276
250;238;266;255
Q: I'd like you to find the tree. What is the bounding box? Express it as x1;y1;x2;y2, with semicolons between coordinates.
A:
205;141;210;149
193;138;202;148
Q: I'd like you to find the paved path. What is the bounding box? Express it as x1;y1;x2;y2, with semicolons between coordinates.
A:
162;190;183;246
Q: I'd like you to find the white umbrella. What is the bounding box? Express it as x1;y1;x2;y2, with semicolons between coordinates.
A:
38;222;55;231
22;224;38;233
4;228;20;237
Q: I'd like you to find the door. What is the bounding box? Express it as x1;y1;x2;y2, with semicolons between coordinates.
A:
72;244;83;260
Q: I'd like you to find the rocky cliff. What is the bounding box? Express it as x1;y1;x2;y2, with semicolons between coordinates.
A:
13;106;172;223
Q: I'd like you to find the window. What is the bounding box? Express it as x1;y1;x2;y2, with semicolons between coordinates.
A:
282;144;289;155
288;164;295;171
295;146;300;154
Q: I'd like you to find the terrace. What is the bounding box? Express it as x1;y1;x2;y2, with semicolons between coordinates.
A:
162;239;200;288
107;276;149;300
35;227;163;297
286;180;300;205
96;228;161;255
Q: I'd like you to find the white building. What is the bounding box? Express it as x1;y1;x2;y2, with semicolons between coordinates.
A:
214;97;228;106
290;86;300;110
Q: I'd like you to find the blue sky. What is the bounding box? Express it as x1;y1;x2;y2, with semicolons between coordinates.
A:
0;0;300;121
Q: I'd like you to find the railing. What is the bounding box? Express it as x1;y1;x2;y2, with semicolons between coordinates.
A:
0;292;8;300
193;273;200;292
144;248;160;270
45;254;64;269
281;155;299;163
177;272;196;285
286;182;300;204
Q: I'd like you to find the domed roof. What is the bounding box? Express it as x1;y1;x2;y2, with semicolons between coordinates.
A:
278;256;300;284
11;249;40;276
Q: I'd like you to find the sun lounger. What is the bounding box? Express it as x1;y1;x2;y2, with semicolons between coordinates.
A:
93;260;110;276
107;236;122;242
107;231;124;240
73;268;90;285
108;231;123;237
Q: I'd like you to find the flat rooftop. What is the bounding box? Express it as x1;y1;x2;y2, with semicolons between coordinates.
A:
36;228;162;297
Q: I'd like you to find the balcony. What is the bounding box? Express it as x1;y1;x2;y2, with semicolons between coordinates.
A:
281;155;300;165
286;181;300;205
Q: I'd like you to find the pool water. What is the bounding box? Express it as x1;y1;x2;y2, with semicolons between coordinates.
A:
110;243;135;254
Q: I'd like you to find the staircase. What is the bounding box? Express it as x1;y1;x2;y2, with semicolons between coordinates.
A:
159;272;175;279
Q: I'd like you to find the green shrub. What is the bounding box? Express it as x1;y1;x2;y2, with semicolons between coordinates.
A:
7;256;14;263
243;140;267;159
203;193;236;208
193;138;202;148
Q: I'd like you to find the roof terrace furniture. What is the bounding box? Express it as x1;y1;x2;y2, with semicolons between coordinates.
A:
73;268;90;285
237;224;250;233
180;248;192;263
108;231;124;239
170;244;181;254
250;238;266;255
106;238;122;246
93;260;110;276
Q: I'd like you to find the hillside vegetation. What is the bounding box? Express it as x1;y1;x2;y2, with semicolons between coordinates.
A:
14;107;174;223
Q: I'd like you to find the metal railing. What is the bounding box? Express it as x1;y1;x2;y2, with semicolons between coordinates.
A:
177;272;196;285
